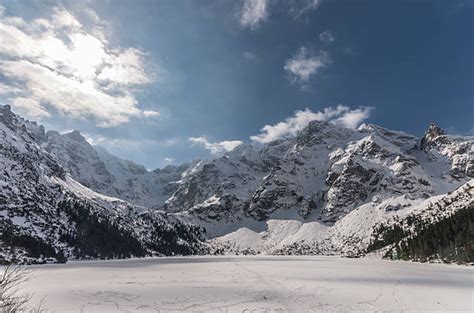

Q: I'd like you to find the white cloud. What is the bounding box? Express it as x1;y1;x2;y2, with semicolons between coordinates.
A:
0;5;5;17
83;134;102;146
334;107;372;129
239;0;268;29
50;8;81;29
0;7;157;126
142;110;160;117
319;30;334;43
284;47;329;87
243;51;257;61
97;48;153;86
239;0;320;28
0;82;21;95
164;157;174;163
189;136;243;154
10;97;51;118
85;134;179;151
250;105;373;143
289;0;320;19
0;60;141;127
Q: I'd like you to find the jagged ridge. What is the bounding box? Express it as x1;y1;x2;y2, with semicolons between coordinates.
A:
1;103;473;263
0;105;205;264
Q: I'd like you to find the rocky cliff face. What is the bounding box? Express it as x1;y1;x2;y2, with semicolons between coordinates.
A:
33;108;472;228
420;123;473;178
163;120;472;228
1;104;472;263
162;144;271;221
41;129;192;208
0;105;205;264
43;130;115;194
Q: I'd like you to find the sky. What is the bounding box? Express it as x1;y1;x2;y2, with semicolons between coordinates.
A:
0;0;472;169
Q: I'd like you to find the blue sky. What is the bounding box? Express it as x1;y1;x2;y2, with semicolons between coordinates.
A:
0;0;472;169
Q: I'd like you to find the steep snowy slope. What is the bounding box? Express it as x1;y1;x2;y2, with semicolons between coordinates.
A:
170;120;471;226
163;144;272;221
194;121;473;261
38;112;472;234
367;179;474;262
1;104;472;263
42;130;191;207
208;179;473;261
0;105;205;264
247;121;359;221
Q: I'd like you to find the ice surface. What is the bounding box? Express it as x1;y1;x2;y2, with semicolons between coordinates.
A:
22;256;473;312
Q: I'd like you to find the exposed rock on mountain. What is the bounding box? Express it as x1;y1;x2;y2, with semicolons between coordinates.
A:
367;180;474;262
1;104;473;263
420;123;473;178
0;105;205;264
163;144;271;220
173;121;471;227
420;123;445;150
41;129;191;208
208;179;473;263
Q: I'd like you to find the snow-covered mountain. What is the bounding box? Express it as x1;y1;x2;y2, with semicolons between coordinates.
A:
42;130;192;207
207;179;472;261
1;104;472;263
0;105;205;264
169;119;472;262
165;120;472;224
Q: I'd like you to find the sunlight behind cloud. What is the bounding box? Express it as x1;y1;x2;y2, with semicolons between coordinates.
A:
0;7;156;126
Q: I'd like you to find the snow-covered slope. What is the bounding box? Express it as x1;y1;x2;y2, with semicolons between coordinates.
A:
37;114;473;233
0;105;205;264
170;120;471;225
42;130;191;207
163;144;272;223
182;121;472;261
1;104;472;263
208;179;473;261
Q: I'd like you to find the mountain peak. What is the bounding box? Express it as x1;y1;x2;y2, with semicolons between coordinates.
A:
0;104;11;112
64;130;87;142
0;104;14;125
0;104;46;142
425;123;445;138
226;143;257;159
420;123;445;150
305;119;333;131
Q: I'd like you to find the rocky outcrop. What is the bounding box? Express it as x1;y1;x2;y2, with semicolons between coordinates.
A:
41;130;192;207
162;121;473;225
420;123;445;150
2;104;473;263
0;105;205;264
420;124;473;179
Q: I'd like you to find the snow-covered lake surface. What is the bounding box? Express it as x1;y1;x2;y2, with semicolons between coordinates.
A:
25;256;473;312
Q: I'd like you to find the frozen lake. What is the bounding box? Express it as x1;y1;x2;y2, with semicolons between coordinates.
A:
24;256;473;312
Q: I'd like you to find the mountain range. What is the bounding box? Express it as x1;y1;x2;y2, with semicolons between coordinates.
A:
0;104;472;264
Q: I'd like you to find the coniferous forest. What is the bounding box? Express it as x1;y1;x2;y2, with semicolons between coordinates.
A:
368;203;474;264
